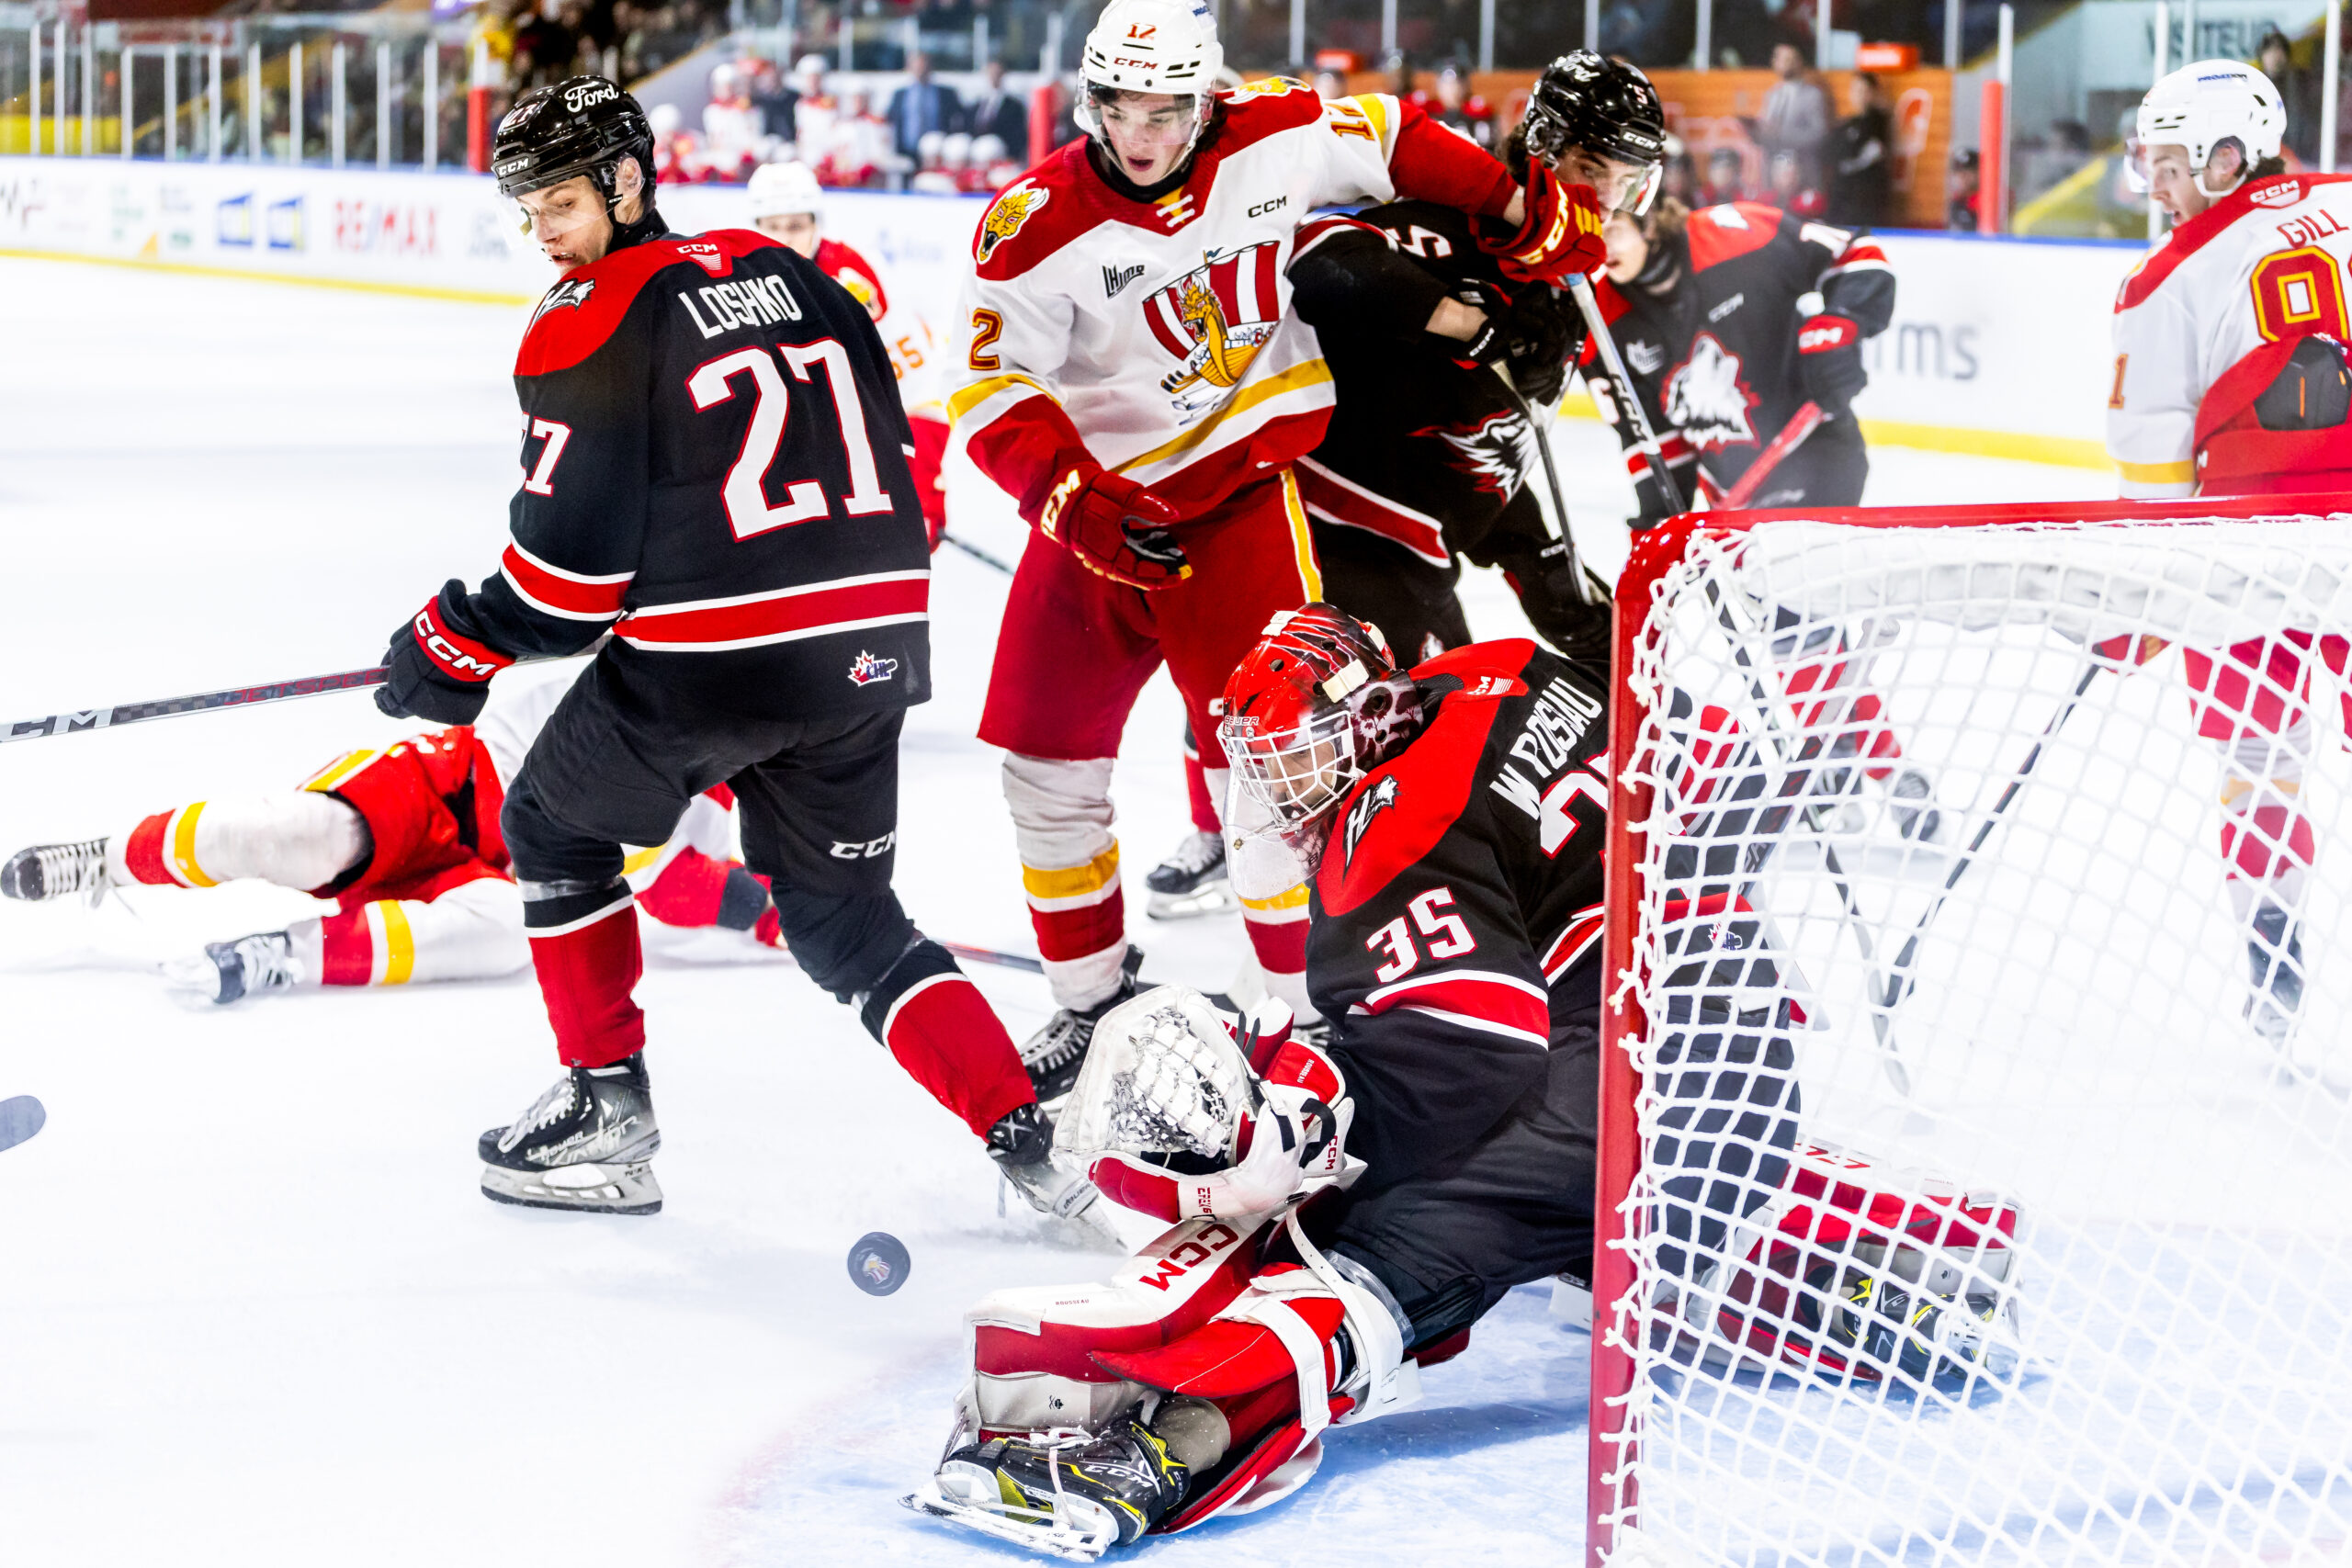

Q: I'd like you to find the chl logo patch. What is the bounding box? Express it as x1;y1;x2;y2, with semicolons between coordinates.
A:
848;650;899;686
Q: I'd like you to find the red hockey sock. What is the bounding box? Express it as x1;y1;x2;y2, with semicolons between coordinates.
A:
879;970;1035;1137
1183;734;1220;835
119;811;180;886
2221;802;2316;883
527;903;646;1068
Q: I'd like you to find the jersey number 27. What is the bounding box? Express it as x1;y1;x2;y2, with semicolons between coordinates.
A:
687;338;892;540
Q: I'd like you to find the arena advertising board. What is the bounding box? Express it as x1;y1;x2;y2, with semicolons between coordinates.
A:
0;155;2138;458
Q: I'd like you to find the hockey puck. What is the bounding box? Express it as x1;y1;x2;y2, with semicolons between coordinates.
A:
0;1096;44;1155
847;1231;910;1296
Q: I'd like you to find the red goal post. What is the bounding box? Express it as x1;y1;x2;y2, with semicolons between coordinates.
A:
1591;494;2352;1568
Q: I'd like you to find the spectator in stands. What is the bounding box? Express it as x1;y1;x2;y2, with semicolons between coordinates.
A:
1758;42;1832;188
1702;145;1747;207
508;0;579;89
888;54;963;163
1430;62;1494;148
967;59;1028;164
1832;72;1893;227
703;62;768;177
1948;147;1981;231
790;54;836;158
2258;30;2320;164
1768;149;1826;219
747;55;799;146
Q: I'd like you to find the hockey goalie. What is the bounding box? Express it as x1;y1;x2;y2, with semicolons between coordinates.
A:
903;607;2025;1559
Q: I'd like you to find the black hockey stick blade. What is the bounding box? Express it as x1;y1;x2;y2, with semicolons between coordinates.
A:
943;942;1046;976
941;531;1020;577
0;1095;46;1154
1;667;390;745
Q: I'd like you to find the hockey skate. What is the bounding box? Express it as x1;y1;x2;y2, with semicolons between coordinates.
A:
905;1418;1189;1562
1022;948;1144;1111
478;1053;662;1215
2;837;111;906
162;931;302;1005
2245;897;2307;1049
1143;831;1232;919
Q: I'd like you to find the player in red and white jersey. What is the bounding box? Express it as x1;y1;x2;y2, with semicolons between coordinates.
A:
946;0;1610;1079
0;673;787;1003
746;160;953;547
2109;60;2347;1051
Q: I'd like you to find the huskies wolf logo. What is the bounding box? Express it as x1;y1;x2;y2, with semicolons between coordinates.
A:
1344;774;1401;866
1145;242;1283;421
528;276;595;329
847;650;899;686
1662;333;1761;450
975;180;1049;265
1416;409;1536;501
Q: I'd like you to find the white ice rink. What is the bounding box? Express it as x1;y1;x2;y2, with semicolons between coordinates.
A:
0;256;2118;1567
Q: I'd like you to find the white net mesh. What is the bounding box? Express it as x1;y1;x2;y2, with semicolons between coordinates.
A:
1598;513;2352;1568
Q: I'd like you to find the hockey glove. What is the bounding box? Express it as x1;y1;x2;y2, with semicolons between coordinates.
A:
1481;164;1609;285
1500;540;1614;672
1796;312;1868;412
376;581;515;725
1502;288;1579;407
1039;466;1190;591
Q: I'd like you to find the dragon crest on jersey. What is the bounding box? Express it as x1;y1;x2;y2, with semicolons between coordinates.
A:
1665;333;1762;449
976;179;1049;264
1147;243;1283;418
530;276;595;328
1343;774;1401;865
1417;409;1536;500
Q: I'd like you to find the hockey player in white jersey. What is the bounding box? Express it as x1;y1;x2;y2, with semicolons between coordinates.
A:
2109;58;2351;1054
948;0;1608;1093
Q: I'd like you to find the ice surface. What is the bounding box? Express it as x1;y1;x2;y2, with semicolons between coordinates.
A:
0;256;2114;1566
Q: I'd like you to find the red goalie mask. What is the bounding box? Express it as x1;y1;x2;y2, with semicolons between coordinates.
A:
1218;604;1420;845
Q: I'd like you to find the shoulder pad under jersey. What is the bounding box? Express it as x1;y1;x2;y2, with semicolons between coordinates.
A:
514;228;790;377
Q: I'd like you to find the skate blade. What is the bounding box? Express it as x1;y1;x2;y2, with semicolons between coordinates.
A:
1145;880;1235;920
902;1479;1114;1562
481;1159;663;1215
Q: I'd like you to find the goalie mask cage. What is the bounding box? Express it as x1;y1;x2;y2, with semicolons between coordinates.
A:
1591;496;2352;1568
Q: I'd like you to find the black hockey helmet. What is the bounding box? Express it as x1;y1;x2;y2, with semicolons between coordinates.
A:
492;75;654;206
1519;51;1668;214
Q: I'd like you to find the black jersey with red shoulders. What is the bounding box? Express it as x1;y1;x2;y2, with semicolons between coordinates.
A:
427;227;930;721
1286;200;1579;575
1306;638;1609;1184
1587;203;1893;516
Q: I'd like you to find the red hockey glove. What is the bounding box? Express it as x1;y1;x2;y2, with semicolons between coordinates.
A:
376;582;514;725
1796;312;1868;412
1039;467;1190;591
1481;164;1608;285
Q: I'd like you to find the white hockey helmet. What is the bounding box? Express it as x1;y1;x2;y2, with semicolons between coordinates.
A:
746;159;823;220
2127;59;2287;197
1074;0;1224;161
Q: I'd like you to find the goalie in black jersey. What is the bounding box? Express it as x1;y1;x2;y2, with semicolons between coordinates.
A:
371;77;1088;1225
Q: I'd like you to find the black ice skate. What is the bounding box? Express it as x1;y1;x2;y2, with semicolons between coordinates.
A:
1816;1266;2022;1383
907;1418;1189;1562
1886;769;1945;843
478;1053;662;1215
163;931;302;1005
1022;947;1143;1111
2;837;111;905
987;1102;1113;1237
2245;897;2307;1048
1144;831;1232;919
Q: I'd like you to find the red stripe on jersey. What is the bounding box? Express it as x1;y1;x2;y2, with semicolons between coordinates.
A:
612;572;927;650
1147;288;1193;361
1295;457;1451;566
516;228;787;378
1251;242;1279;322
1687;203;1787;273
1363;969;1551;1042
1292;215;1380;261
499;542;632;621
1543;907;1605;982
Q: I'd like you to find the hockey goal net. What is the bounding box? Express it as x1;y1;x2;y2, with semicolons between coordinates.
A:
1593;497;2352;1568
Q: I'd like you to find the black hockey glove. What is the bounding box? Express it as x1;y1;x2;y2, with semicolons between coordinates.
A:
1796;312;1868;412
1500;287;1579;408
375;581;515;726
1500;540;1614;673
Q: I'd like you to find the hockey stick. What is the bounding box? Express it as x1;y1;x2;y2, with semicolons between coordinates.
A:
1;666;391;744
1493;368;1612;610
941;530;1020;577
1566;273;1689;517
1871;660;2105;1032
943;942;1046;976
1719;400;1826;512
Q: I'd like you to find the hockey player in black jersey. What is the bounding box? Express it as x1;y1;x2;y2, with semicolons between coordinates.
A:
1589;194;1896;521
1286;50;1668;671
905;605;2023;1554
373;77;1090;1224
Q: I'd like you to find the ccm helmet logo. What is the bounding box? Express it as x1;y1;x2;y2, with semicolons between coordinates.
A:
1113;54;1158;68
563;81;617;112
829;832;898;860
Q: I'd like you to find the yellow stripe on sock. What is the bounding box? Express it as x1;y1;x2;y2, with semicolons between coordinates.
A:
1022;843;1122;901
1239;883;1310;912
1280;468;1322;601
173;802;218;887
376;900;415;985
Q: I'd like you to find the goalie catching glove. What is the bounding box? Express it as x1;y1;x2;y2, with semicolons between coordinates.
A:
376;582;516;726
1039;465;1191;591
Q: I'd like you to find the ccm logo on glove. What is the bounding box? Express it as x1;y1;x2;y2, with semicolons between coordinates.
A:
1798;315;1860;354
413;601;510;682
